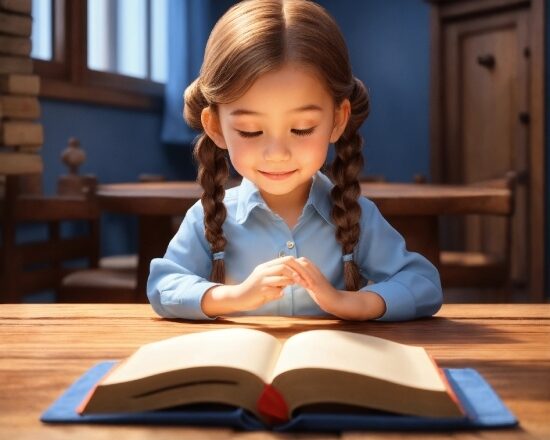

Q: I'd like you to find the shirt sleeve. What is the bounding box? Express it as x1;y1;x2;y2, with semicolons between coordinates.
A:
355;197;443;321
146;201;221;320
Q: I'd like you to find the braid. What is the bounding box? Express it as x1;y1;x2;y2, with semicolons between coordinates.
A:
185;77;230;283
193;134;229;283
330;77;370;291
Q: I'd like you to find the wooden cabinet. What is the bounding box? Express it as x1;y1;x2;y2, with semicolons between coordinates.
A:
428;0;545;299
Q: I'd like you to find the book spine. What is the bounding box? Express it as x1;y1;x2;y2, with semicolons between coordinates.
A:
0;35;32;56
0;0;32;14
0;151;43;174
0;74;40;95
0;56;33;75
0;121;43;146
0;0;42;175
0;95;40;119
0;11;32;36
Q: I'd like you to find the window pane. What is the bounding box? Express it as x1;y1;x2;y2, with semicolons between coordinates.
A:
88;0;112;72
117;0;147;79
151;0;168;83
31;0;52;60
87;0;165;83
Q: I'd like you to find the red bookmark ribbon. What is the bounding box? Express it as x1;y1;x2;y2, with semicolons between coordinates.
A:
257;384;289;425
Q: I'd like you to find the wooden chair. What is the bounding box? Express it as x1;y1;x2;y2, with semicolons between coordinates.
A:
0;139;137;303
359;174;386;183
438;171;518;290
96;173;166;273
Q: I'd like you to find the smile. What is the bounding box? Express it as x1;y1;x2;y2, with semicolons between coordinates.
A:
258;170;297;180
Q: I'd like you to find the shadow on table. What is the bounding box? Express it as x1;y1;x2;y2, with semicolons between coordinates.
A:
160;315;518;345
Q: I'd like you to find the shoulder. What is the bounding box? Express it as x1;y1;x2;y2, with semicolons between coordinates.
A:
184;186;240;222
357;195;379;219
184;199;205;224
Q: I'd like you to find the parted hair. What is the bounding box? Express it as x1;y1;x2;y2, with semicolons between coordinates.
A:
183;0;370;290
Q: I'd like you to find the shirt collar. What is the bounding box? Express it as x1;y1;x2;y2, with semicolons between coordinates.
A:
235;171;334;225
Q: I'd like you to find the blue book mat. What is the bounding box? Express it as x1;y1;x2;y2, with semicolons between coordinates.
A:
41;361;518;432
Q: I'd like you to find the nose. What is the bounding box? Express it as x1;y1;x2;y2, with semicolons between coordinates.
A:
263;137;290;161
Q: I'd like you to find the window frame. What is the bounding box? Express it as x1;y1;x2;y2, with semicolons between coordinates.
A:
34;0;163;110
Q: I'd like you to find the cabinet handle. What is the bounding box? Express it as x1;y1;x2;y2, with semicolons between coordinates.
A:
477;54;495;69
519;112;530;125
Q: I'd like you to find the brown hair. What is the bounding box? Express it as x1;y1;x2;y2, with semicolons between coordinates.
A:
184;0;370;290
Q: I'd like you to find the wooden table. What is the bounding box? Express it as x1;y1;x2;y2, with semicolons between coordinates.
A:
0;304;548;439
96;181;511;300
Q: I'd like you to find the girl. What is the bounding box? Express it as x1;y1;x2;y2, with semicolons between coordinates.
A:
147;0;442;321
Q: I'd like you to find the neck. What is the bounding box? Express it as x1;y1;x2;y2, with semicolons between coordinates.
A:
260;178;313;227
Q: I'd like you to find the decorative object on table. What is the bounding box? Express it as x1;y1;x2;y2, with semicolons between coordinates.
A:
57;137;97;197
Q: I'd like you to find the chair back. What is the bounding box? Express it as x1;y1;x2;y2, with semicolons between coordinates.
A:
0;173;100;302
438;171;518;291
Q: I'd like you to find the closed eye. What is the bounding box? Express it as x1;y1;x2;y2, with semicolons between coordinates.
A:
237;130;262;138
236;127;317;138
292;127;316;136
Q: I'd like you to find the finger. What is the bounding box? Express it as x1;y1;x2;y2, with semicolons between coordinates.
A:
283;259;313;288
262;275;294;287
260;263;303;280
277;263;309;285
297;257;325;277
261;287;286;301
296;257;322;279
262;255;296;267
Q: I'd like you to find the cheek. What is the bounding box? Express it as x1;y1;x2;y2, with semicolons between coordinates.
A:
295;132;331;160
225;138;255;172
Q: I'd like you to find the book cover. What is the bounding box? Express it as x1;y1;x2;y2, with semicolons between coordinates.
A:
41;361;518;432
74;329;466;420
40;329;518;431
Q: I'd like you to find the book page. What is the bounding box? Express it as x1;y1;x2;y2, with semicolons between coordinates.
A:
104;328;282;385
271;330;446;391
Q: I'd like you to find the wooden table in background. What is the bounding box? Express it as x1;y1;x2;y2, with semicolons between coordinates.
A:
1;304;548;439
96;181;511;300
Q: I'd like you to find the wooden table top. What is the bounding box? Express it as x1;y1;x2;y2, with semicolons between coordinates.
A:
1;304;548;439
96;180;511;216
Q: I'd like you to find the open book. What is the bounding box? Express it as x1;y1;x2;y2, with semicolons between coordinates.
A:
78;328;463;424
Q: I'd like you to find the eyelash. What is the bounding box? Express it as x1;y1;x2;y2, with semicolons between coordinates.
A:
237;127;316;138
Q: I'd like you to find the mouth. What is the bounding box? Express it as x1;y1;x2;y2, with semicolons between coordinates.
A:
258;170;297;180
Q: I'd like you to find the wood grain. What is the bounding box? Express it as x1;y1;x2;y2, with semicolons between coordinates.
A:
1;304;548;439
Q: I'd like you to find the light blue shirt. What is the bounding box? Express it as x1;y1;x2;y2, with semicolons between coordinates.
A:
147;171;442;321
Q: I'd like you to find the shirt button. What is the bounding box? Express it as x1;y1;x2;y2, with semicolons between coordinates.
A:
278;250;286;257
286;241;295;249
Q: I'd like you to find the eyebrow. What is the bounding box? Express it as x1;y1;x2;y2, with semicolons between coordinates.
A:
229;104;323;116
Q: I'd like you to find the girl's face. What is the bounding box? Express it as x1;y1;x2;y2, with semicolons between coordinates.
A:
202;62;350;206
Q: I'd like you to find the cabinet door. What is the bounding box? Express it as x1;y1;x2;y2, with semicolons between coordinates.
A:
442;9;529;284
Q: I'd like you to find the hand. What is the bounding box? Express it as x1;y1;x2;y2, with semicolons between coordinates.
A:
202;256;307;317
285;257;387;320
230;256;307;312
284;257;340;314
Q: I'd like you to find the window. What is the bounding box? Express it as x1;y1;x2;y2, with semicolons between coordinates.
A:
31;0;168;110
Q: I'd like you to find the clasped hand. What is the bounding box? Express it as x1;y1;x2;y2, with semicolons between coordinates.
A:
233;255;340;313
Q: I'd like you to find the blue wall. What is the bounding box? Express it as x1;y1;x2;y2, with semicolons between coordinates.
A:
39;100;196;256
320;0;431;182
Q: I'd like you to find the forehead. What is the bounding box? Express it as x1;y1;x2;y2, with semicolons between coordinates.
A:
220;63;334;117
